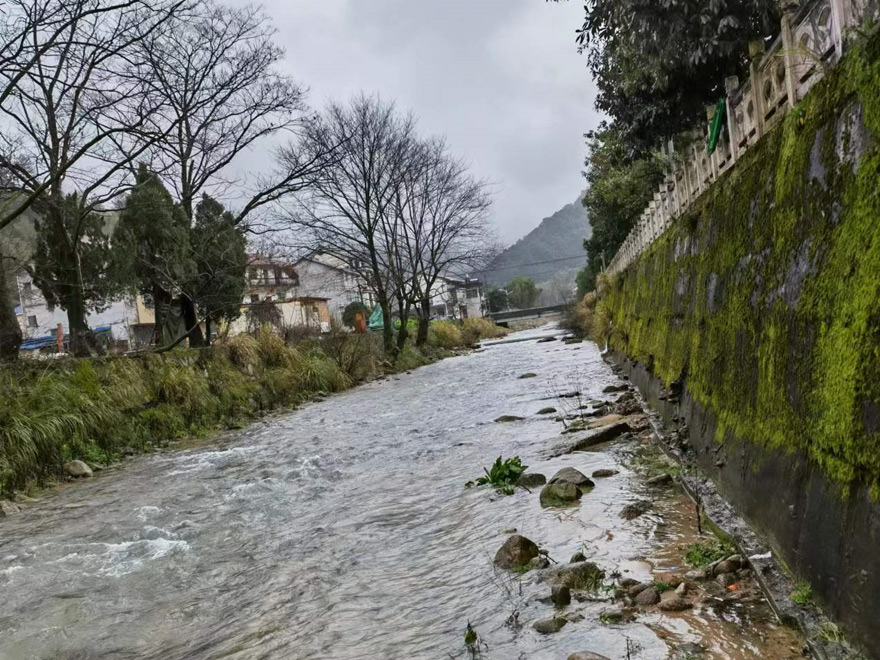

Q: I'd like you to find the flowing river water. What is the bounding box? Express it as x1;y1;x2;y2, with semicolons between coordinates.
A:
0;326;805;660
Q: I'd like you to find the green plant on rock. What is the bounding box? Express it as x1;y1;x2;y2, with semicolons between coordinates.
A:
466;456;527;495
791;580;813;606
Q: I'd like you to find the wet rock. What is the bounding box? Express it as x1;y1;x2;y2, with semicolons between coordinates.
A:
494;534;540;570
685;569;708;581
716;573;737;588
0;500;21;517
712;559;741;576
564;338;584;345
568;653;612;660
659;596;693;612
592;469;619;478
551;584;572;606
677;642;706;656
64;460;93;479
646;473;673;487
557;390;581;398
545;561;605;590
603;384;628;393
620;578;640;588
599;608;626;624
537;407;557;415
675;582;688;596
619;500;651;520
569;552;586;563
539;482;582;507
737;568;753;580
533;616;567;634
516;473;547;488
588;413;624;428
634;587;661;606
494;415;524;423
611;392;642;416
537;337;557;344
550;467;594;490
519;373;538;379
528;556;551;570
627;583;649;597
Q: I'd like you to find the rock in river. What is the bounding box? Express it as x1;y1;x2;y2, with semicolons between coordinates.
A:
543;561;605;590
659;596;693;612
634;587;661;606
602;384;629;393
537;407;557;415
494;534;540;570
551;584;572;606
516;473;547;488
519;372;538;379
549;467;594;490
592;469;618;478
0;500;21;517
64;460;93;479
540;482;582;507
533;616;567;634
494;415;524;423
568;653;612;660
619;500;651;520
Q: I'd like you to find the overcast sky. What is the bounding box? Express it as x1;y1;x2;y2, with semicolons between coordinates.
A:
236;0;599;244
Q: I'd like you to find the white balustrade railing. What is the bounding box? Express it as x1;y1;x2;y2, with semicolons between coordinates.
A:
606;0;878;275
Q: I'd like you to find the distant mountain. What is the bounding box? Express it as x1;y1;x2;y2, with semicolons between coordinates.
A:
485;195;589;287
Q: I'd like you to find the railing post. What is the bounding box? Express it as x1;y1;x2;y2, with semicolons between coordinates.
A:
780;9;800;107
725;77;740;162
749;40;767;139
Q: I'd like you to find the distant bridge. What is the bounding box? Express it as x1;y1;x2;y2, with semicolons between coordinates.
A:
488;304;568;326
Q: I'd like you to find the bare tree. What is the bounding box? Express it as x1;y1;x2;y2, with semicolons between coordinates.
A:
282;94;418;357
0;0;192;356
135;0;316;346
394;138;494;346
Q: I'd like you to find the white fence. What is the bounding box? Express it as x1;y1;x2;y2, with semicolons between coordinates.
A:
606;0;878;275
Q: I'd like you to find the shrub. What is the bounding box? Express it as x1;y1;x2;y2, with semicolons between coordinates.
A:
427;320;463;349
461;317;507;346
466;456;527;495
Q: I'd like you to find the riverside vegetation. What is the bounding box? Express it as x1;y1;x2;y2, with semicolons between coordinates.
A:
0;318;506;499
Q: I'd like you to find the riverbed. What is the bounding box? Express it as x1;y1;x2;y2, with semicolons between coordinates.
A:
0;326;805;660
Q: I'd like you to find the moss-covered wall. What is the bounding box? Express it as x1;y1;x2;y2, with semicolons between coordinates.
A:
603;33;880;656
606;33;880;494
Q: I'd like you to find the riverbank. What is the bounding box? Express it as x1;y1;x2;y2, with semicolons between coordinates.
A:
0;319;507;505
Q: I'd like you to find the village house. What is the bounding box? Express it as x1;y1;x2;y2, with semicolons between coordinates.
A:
291;250;376;321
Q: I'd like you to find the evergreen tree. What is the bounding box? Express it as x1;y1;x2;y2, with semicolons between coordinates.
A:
30;193;116;356
114;165;193;346
190;195;248;341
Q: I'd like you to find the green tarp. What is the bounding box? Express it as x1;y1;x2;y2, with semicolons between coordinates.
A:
707;97;726;156
367;305;384;331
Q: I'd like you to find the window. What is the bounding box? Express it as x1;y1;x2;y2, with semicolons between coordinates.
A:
27;315;37;328
466;288;479;300
250;294;260;303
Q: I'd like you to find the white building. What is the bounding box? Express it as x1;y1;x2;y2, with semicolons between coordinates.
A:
292;251;375;321
12;270;155;354
428;276;485;320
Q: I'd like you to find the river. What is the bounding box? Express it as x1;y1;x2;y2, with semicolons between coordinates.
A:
0;326;804;660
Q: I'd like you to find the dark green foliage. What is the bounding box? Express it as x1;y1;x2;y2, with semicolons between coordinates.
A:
550;0;779;151
466;455;527;495
341;301;369;328
190;194;248;336
506;277;540;309
581;125;667;292
485;288;509;313
246;299;283;333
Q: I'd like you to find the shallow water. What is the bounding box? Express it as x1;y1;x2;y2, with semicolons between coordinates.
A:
0;327;803;660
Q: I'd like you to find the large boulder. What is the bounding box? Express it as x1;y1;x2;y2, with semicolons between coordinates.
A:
634;587;661;606
619;500;651;520
493;534;540;570
539;482;582;507
494;415;524;423
549;467;594;490
64;460;93;479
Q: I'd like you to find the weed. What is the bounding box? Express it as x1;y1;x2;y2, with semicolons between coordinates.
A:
818;621;845;643
791;580;813;606
465;456;527;494
684;538;736;568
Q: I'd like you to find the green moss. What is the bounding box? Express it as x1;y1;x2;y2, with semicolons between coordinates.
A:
601;32;880;493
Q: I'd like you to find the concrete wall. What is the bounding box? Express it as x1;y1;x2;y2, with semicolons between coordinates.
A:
599;36;880;658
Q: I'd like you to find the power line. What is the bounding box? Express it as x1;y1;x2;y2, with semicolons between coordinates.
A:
480;254;586;273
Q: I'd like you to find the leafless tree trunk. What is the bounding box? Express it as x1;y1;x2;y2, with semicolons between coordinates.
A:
281;94;419;358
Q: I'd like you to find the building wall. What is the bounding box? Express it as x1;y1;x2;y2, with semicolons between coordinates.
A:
294;258;372;321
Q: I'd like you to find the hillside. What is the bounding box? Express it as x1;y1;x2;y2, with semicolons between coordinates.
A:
485;195;589;287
